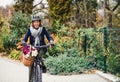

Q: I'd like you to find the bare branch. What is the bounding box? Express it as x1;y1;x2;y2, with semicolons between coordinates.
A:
33;0;42;8
112;2;120;11
33;9;50;17
105;0;110;10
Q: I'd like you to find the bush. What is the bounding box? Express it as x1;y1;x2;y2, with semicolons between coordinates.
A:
1;11;30;53
8;49;22;60
46;25;120;76
45;48;89;75
106;29;120;76
9;11;30;37
107;53;120;76
1;27;20;53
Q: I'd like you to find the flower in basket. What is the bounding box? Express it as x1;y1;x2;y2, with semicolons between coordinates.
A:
22;46;38;58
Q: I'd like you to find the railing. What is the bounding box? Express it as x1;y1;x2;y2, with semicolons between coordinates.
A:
81;27;120;73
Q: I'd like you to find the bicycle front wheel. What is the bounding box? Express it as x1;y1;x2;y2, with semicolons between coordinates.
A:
36;64;42;82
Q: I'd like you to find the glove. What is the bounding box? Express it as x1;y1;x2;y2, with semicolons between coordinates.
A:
50;40;54;47
22;41;27;46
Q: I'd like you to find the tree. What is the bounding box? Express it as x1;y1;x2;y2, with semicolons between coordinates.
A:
47;0;72;24
112;6;120;27
105;0;120;27
0;14;4;28
14;0;34;15
73;0;97;28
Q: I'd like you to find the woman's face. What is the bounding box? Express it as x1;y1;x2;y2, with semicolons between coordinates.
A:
32;20;41;29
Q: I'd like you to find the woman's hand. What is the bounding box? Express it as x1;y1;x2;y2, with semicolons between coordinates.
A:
22;41;27;46
50;40;54;47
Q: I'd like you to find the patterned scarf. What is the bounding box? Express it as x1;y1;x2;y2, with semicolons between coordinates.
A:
30;26;43;46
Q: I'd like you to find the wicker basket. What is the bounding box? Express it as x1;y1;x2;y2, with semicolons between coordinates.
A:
20;55;34;66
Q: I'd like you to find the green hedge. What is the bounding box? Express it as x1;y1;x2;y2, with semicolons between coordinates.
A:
1;11;30;53
45;48;89;75
45;25;120;76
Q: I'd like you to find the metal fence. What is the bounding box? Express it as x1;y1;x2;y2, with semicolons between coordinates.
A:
82;27;120;73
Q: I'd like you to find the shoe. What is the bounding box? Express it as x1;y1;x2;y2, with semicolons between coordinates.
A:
42;65;47;73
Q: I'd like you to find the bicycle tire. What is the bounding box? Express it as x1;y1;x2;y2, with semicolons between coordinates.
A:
36;64;42;82
30;62;37;82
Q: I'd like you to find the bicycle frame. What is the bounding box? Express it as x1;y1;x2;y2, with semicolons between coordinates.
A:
29;44;51;82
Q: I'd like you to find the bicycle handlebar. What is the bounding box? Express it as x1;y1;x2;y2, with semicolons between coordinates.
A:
34;44;51;48
26;43;52;49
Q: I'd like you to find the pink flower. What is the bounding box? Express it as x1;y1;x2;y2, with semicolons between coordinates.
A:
22;46;30;55
22;46;38;57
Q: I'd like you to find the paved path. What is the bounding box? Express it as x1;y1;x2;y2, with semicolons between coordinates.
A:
0;56;30;82
43;73;109;82
0;56;110;82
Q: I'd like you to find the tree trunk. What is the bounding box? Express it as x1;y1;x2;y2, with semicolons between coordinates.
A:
108;13;112;28
105;0;120;28
83;0;88;28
